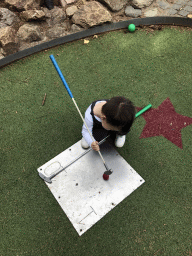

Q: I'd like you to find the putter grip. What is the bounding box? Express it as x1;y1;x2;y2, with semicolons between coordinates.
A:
135;104;152;118
49;55;74;99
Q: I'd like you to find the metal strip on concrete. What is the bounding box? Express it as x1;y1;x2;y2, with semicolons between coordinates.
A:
37;140;145;236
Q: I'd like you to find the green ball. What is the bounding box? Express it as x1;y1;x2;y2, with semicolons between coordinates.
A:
128;24;136;32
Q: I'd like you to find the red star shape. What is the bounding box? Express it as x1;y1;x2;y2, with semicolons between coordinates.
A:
136;98;192;149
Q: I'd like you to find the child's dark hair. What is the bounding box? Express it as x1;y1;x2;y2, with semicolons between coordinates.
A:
102;96;135;134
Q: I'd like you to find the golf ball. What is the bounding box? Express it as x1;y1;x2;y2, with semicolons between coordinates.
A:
128;24;136;32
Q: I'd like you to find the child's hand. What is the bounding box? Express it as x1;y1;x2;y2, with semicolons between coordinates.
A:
91;141;100;151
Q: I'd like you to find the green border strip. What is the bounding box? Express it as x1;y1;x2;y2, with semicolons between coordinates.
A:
0;16;192;68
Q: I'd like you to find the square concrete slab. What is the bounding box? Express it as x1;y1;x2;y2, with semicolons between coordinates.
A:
37;141;145;236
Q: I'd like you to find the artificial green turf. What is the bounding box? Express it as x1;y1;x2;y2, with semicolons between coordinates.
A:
1;26;192;256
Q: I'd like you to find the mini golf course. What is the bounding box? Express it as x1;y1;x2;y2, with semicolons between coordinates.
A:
1;24;192;255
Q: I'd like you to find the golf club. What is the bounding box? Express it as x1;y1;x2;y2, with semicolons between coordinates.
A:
49;55;112;175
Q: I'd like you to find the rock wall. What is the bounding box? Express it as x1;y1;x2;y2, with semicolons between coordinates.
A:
0;0;192;59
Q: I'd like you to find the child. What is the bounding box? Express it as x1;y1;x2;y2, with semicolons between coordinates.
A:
81;96;135;151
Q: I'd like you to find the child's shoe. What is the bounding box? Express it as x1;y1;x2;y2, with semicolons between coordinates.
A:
81;137;89;149
115;135;126;147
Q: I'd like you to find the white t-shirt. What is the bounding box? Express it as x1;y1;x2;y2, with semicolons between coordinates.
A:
82;101;106;147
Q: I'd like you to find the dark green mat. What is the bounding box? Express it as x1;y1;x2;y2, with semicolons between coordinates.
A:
1;26;192;256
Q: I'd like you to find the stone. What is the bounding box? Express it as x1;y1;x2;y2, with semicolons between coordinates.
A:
60;0;67;8
0;8;20;28
72;1;112;28
70;24;84;33
0;49;4;59
125;6;142;17
175;0;187;6
178;9;190;16
24;0;41;11
4;0;27;12
0;26;18;55
46;24;68;39
18;38;47;51
131;0;153;9
42;7;51;18
188;14;192;18
183;6;192;12
43;6;66;27
157;0;171;10
20;10;46;21
65;0;77;4
97;0;127;12
172;4;182;10
144;8;158;17
17;23;43;43
66;6;78;17
164;8;178;15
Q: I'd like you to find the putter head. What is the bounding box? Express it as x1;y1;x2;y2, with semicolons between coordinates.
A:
104;169;113;176
39;172;52;183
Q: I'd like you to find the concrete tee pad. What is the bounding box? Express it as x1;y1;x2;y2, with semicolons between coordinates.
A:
37;141;145;236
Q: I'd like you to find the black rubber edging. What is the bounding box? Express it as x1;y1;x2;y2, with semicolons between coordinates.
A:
0;16;192;68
